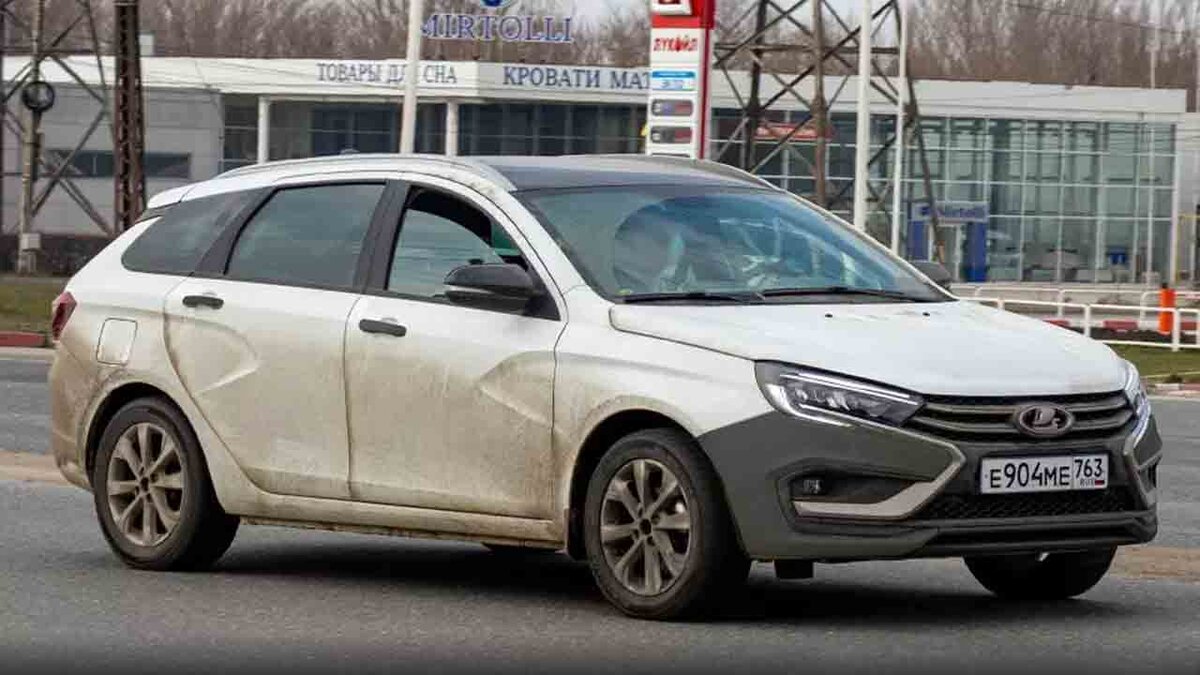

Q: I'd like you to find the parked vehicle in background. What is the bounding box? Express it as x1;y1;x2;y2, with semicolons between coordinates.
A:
49;155;1162;619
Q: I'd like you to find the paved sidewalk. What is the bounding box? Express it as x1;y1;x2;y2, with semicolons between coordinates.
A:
0;449;68;485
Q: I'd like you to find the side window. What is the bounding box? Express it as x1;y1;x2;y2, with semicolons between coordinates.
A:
122;191;255;275
386;189;523;299
226;183;385;289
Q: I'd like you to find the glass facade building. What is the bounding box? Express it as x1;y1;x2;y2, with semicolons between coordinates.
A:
219;64;1189;285
711;111;1178;283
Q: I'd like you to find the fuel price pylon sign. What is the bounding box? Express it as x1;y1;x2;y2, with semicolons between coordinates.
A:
646;0;715;159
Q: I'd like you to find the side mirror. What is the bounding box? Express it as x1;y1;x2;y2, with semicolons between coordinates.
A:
444;263;543;313
911;260;954;291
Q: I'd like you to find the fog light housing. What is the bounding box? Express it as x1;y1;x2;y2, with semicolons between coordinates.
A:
797;476;828;497
789;472;915;504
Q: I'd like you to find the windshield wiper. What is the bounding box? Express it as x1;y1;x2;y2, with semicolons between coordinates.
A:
758;286;939;303
620;291;763;304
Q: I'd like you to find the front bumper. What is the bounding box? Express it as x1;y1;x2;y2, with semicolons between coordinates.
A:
697;407;1161;561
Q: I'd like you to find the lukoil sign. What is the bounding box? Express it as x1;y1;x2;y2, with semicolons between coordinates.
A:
646;0;715;160
423;0;574;44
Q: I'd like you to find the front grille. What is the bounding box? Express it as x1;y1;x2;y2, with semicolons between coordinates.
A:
914;488;1137;521
906;391;1133;443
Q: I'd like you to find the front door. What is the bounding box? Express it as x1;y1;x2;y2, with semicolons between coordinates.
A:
345;182;564;519
165;182;389;500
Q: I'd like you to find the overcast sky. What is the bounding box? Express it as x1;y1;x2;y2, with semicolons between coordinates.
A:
570;0;640;23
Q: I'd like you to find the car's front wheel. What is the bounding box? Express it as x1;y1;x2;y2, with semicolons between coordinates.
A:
583;428;749;620
92;397;239;571
964;547;1116;600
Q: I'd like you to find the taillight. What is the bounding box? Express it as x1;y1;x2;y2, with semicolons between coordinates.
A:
50;291;76;342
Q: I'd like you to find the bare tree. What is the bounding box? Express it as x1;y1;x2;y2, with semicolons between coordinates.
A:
11;0;1197;99
910;0;1197;94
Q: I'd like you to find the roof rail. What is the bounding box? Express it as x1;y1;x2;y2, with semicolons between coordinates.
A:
216;153;515;189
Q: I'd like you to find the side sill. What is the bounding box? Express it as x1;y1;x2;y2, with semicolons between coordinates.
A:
243;517;562;551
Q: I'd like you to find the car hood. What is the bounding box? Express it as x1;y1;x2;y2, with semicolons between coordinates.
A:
609;300;1126;396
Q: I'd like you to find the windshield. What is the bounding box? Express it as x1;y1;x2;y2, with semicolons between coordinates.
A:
518;185;950;304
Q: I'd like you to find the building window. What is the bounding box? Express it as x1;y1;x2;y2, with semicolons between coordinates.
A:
49;149;191;179
223;100;259;172
311;106;397;156
458;103;645;157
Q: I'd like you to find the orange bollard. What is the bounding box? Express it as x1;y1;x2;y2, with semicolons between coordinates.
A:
1158;284;1176;335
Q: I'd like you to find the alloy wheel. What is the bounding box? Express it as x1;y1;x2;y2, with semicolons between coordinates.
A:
599;458;692;596
106;422;186;548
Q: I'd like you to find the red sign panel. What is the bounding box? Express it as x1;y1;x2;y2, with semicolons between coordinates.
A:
651;0;715;29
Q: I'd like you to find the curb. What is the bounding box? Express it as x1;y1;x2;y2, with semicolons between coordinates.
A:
1148;383;1200;398
1040;317;1200;333
0;331;46;348
0;346;55;362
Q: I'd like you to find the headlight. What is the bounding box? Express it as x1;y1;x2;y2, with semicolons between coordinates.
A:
1122;360;1149;415
755;362;924;426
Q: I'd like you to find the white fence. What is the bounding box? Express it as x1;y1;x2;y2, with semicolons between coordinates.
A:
966;285;1200;320
966;296;1200;352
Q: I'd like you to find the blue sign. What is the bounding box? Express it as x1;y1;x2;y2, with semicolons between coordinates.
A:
650;69;697;92
424;0;574;44
911;201;989;224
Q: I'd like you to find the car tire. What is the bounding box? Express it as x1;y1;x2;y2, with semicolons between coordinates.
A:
92;396;239;571
964;547;1116;600
583;427;749;620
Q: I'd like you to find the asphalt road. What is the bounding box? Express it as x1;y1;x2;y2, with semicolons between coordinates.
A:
3;355;1200;674
0;357;51;456
3;479;1200;675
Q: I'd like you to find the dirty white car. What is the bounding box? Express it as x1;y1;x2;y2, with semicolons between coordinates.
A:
50;155;1161;619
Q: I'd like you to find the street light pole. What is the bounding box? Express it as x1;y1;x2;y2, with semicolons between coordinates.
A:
852;0;874;232
889;0;908;254
16;0;45;275
1192;0;1199;281
1145;0;1161;283
399;0;425;154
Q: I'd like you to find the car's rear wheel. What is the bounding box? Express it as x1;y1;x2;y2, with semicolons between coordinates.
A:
583;428;749;620
964;547;1116;600
92;397;239;571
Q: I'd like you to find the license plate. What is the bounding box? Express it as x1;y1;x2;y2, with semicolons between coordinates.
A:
980;455;1108;494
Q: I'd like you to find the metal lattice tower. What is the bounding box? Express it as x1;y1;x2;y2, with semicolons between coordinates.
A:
711;0;943;258
113;0;144;231
2;0;111;272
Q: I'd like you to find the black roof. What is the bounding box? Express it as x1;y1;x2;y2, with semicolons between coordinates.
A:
472;155;773;191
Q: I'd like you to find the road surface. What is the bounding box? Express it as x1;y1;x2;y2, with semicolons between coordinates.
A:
3;353;1199;673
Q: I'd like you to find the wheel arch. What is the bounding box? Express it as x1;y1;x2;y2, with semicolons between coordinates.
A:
84;382;182;483
564;408;739;560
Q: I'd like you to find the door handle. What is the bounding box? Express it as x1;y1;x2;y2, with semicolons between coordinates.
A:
182;294;224;310
359;318;407;337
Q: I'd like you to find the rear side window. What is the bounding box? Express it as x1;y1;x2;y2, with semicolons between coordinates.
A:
122;191;255;275
225;183;385;290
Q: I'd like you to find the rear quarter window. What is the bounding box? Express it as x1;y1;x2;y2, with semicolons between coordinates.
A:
121;191;256;275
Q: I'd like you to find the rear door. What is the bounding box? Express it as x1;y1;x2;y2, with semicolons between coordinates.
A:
344;179;566;518
164;180;396;500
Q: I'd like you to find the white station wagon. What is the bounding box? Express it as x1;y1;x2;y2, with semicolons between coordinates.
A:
50;155;1161;619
